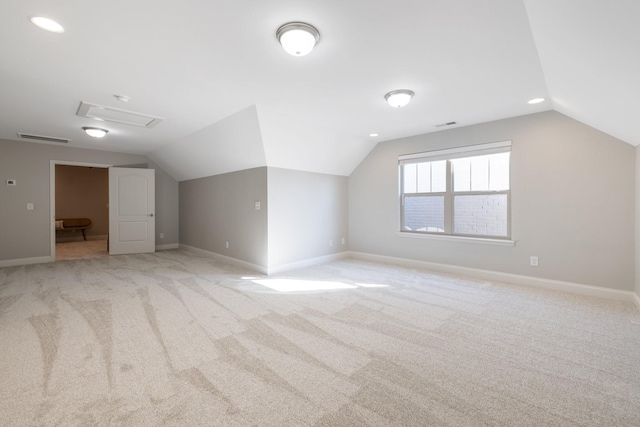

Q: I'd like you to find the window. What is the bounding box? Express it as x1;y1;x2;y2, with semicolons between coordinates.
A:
399;141;511;239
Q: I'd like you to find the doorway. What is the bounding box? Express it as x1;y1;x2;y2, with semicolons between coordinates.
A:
50;161;157;260
50;161;111;261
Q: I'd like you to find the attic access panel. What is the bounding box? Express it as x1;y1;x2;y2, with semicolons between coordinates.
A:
76;101;163;128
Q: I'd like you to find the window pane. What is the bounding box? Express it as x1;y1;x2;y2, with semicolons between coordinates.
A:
431;161;446;193
454;194;508;237
416;162;431;193
452;158;470;192
403;164;416;193
453;153;510;192
403;196;445;233
489;152;510;191
470;156;489;191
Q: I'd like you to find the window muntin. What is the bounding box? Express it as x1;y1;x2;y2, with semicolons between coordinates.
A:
400;142;511;239
451;152;509;192
403;160;446;194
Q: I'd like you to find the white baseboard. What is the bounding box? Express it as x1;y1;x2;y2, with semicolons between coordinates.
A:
0;256;53;268
178;244;349;276
179;244;267;274
267;252;349;275
156;243;179;251
348;251;637;306
634;292;640;313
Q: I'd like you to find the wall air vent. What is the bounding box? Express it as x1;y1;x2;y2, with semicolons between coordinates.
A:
17;133;70;144
76;101;163;128
435;121;457;128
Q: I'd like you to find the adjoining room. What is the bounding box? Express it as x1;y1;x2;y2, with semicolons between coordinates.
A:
54;165;109;261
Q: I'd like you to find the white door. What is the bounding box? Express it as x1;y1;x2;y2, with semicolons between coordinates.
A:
109;167;155;255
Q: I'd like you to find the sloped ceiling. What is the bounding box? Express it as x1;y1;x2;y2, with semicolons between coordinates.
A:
153;105;266;182
524;0;640;146
0;1;637;181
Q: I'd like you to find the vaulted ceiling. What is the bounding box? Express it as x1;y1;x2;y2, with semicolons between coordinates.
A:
1;1;638;180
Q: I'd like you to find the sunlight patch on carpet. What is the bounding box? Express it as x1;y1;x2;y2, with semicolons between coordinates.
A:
253;279;357;292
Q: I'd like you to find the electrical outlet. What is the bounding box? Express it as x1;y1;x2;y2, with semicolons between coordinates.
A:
530;256;539;267
225;241;229;249
159;233;164;239
341;237;345;245
27;203;34;210
329;240;333;247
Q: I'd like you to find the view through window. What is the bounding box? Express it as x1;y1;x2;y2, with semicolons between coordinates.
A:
399;141;511;239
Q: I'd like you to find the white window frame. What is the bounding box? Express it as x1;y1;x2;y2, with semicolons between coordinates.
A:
399;141;512;240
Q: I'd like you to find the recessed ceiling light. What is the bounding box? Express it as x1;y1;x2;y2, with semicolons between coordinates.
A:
29;16;65;33
369;133;379;137
385;89;415;108
528;98;545;104
82;127;108;138
276;22;320;56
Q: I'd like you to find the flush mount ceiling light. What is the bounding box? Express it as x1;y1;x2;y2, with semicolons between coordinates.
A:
385;89;415;108
82;127;108;138
528;97;545;104
276;22;320;56
29;16;65;33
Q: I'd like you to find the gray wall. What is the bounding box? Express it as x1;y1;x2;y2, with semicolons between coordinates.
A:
178;167;348;270
55;165;108;239
179;167;268;268
267;168;348;268
349;111;635;291
636;146;640;297
0;139;179;261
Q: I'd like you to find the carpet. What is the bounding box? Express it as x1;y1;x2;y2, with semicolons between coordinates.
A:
0;249;639;426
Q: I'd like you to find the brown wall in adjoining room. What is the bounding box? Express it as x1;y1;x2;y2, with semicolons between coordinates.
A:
55;165;108;240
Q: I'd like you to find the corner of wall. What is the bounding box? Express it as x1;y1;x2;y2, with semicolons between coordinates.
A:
266;251;349;275
179;244;267;274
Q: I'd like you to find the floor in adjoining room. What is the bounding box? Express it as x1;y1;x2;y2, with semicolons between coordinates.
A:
1;249;639;426
55;239;108;261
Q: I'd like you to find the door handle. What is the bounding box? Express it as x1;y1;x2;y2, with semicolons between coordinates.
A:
148;213;154;217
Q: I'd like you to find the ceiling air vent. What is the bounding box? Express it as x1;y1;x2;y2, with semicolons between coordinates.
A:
76;101;163;128
435;121;457;128
17;133;70;144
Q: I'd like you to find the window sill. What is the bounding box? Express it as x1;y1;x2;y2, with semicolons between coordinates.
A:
396;232;515;246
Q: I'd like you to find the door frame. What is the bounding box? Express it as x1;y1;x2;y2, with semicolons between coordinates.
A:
49;160;112;260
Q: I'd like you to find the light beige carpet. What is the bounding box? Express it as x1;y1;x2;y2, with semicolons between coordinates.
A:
0;249;639;426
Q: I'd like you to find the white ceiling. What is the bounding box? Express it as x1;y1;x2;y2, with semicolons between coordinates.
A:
1;0;638;180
